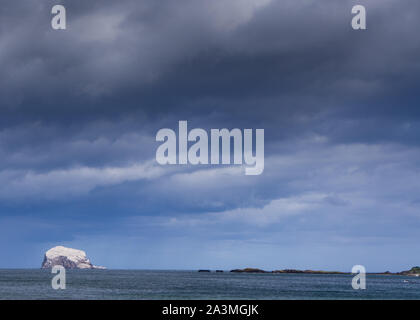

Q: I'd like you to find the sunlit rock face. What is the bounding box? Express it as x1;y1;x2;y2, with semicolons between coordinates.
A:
41;246;106;269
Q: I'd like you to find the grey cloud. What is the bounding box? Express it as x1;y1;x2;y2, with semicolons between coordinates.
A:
0;0;419;216
1;0;419;119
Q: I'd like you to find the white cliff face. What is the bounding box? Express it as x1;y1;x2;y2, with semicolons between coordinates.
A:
41;246;106;269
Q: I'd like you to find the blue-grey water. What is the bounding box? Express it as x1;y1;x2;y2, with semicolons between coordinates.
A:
0;269;419;300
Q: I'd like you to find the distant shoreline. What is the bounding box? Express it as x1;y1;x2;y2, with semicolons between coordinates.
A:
199;267;420;276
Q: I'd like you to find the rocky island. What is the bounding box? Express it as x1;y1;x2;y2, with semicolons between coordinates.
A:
227;267;420;275
41;246;106;269
399;266;420;276
229;268;346;274
231;268;267;273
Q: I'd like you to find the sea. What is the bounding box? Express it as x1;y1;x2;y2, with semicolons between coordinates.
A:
0;269;419;300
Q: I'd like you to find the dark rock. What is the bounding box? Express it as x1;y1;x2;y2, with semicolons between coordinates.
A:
230;268;267;273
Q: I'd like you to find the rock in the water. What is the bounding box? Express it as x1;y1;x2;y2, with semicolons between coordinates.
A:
230;268;267;273
41;246;106;269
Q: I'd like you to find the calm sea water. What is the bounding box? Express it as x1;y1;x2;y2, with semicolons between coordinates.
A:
0;269;419;300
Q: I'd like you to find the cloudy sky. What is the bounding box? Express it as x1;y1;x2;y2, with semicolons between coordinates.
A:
0;0;419;271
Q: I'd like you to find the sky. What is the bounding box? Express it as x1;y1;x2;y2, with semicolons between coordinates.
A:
0;0;419;271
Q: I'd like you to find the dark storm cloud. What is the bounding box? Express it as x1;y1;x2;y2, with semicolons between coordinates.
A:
1;0;419;119
1;0;420;269
0;0;419;204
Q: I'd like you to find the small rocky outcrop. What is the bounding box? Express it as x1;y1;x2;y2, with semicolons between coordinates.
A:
272;269;346;274
230;268;267;273
41;246;106;270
